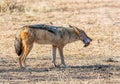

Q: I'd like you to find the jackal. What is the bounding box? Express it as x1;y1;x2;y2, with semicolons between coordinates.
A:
14;24;92;69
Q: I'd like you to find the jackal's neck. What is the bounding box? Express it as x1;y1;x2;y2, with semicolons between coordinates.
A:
68;29;80;43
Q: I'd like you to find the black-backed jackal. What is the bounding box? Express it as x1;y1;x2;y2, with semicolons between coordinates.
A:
14;24;92;69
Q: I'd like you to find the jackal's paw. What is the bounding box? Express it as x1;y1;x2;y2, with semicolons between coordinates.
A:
51;63;57;68
59;64;67;68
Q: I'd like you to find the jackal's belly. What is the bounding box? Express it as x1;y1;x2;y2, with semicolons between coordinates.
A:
35;39;57;44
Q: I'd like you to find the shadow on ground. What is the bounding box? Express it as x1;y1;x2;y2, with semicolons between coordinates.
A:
0;64;120;72
0;58;120;81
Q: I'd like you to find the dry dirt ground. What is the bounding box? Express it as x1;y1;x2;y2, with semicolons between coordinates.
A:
0;0;120;84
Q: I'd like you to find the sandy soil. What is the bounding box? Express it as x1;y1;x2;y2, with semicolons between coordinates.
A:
0;0;120;84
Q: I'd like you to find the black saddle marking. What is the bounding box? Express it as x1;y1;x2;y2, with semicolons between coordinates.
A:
29;24;57;35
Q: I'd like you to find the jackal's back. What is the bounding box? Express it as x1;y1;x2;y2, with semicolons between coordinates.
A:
28;24;70;45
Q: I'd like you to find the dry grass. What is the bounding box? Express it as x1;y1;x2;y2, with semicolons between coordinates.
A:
0;0;120;84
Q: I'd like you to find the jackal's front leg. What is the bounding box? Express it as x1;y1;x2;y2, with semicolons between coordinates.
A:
52;45;57;67
58;46;66;67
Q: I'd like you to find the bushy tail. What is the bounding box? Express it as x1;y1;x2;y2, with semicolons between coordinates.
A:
14;36;23;56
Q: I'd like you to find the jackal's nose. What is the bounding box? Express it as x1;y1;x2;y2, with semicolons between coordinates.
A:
83;37;92;47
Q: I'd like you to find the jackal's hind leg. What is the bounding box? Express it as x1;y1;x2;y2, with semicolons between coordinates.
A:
21;42;33;68
58;46;66;67
19;44;33;69
19;56;23;69
52;45;57;67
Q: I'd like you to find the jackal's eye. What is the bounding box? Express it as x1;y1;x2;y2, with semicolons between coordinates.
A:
79;34;83;37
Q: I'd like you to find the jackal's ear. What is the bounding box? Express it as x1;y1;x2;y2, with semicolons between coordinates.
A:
69;25;80;35
69;25;74;28
49;22;53;25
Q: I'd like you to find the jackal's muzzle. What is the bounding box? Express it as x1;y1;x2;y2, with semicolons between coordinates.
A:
83;37;92;47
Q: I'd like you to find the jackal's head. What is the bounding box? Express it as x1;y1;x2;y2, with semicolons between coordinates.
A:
69;25;92;47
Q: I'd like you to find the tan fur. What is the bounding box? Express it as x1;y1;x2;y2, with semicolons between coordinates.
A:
14;24;92;69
